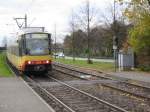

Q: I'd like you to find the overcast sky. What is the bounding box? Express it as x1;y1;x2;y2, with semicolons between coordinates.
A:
0;0;114;45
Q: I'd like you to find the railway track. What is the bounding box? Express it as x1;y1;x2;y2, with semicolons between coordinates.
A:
6;58;73;112
53;62;150;101
7;59;150;112
27;74;129;112
53;62;150;88
24;75;76;112
7;59;129;112
25;74;150;112
53;62;107;80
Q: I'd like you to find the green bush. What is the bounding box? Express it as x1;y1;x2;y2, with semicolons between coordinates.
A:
0;52;12;77
139;65;150;72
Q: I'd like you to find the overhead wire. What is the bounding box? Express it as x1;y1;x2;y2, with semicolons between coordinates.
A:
25;0;36;27
26;0;35;14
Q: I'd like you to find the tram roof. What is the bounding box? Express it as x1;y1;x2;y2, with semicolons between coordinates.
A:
18;27;46;35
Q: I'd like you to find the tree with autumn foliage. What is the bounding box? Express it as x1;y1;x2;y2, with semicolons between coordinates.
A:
118;0;150;70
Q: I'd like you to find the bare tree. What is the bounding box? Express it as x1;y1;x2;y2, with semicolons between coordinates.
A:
87;0;91;63
73;0;99;64
69;10;76;61
65;0;128;61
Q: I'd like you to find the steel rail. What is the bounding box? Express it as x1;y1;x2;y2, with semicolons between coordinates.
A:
53;63;110;79
54;68;93;80
53;63;150;90
24;76;76;112
55;65;150;100
47;75;129;112
102;84;150;100
7;60;76;112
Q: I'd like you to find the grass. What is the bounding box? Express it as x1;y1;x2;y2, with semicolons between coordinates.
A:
0;52;13;77
54;58;115;72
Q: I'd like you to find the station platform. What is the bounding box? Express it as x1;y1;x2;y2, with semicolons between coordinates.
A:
0;77;55;112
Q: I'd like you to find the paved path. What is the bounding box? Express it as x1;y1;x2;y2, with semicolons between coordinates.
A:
109;71;150;83
0;77;55;112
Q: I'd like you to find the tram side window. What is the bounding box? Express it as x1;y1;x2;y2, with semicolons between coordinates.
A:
16;46;19;56
21;35;26;55
18;39;22;56
48;34;51;54
11;46;19;56
7;46;11;54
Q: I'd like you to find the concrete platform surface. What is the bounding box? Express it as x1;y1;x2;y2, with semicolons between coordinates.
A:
0;77;55;112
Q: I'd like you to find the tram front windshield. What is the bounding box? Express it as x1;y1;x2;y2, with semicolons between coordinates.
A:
25;34;49;55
